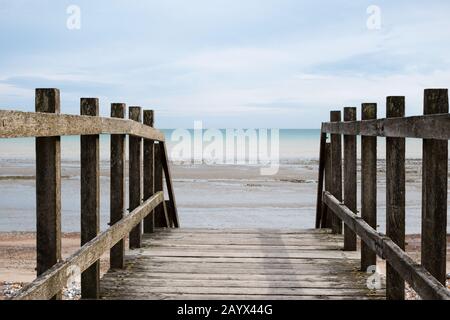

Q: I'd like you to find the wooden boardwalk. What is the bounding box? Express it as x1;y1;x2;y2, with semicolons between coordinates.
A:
100;228;386;300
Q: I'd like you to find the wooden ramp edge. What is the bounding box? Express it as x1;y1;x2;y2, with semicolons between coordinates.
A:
100;228;386;300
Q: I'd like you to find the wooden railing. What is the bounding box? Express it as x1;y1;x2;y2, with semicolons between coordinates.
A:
316;89;450;300
0;88;179;300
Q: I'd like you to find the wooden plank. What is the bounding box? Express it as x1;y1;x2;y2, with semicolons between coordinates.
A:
101;293;384;300
421;88;449;285
343;107;357;251
99;285;381;297
129;107;143;249
35;89;62;300
315;131;327;228
143;110;155;233
321;142;332;228
154;143;166;227
160;141;179;227
330;111;343;234
80;98;100;299
321;113;450;140
323;192;450;300
152;228;333;234
100;278;373;289
0;109;165;141
385;96;406;300
361;103;377;272
110;103;126;269
12;192;164;300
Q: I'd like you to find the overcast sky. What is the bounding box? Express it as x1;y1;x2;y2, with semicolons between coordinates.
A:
0;0;449;128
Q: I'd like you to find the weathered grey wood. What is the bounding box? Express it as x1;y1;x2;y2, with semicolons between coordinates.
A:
321;113;450;140
343;107;357;251
143;110;155;233
421;89;449;285
110;103;126;269
385;97;405;300
12;192;164;300
35;89;62;300
0;110;165;141
160;141;179;227
154;143;166;227
330;111;342;234
323;191;450;300
129;107;143;249
321;142;332;228
100;227;385;300
80;98;100;299
360;103;377;272
315;131;327;228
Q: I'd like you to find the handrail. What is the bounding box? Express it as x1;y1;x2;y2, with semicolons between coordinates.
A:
321;113;450;140
12;192;164;300
323;192;450;300
0;110;165;141
0;88;180;300
316;89;449;300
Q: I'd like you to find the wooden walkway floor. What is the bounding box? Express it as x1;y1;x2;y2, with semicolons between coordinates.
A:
100;228;386;300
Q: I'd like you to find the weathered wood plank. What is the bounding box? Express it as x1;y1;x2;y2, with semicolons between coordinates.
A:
160;141;179;227
143;110;155;233
0;110;165;140
12;192;164;300
385;96;406;300
110;103;126;269
330;111;343;234
322;142;333;228
323;191;450;300
315;131;327;228
321;113;450;140
154;143;166;227
129;107;143;249
421;89;449;286
35;89;62;300
80;98;100;299
361;103;377;272
343;107;357;251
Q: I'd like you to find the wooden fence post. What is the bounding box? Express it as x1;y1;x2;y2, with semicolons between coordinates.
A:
321;142;332;228
361;103;377;271
129;107;143;249
330;111;343;234
110;103;126;269
421;89;448;285
386;96;406;300
154;142;165;227
80;98;100;299
35;88;62;300
343;107;357;251
315;131;327;228
143;110;155;233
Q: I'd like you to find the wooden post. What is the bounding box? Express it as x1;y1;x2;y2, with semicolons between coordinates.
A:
110;103;126;269
154;142;165;227
361;103;377;271
161;141;180;228
143;110;155;233
315;131;327;228
80;98;100;299
35;88;62;300
321;142;332;228
386;96;406;299
421;89;448;285
330;111;342;234
343;107;357;251
129;107;143;249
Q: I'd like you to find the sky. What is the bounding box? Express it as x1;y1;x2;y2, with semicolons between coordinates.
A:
0;0;450;128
